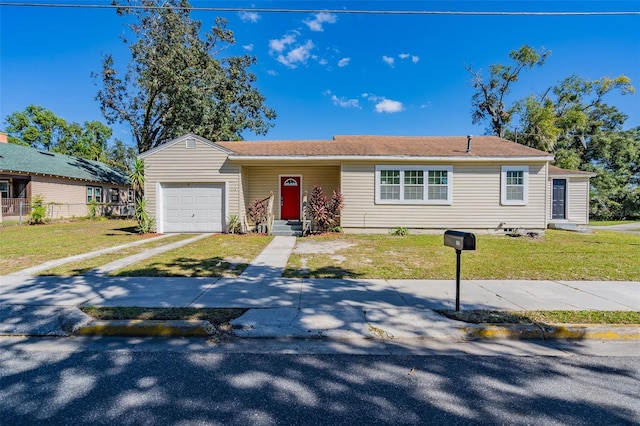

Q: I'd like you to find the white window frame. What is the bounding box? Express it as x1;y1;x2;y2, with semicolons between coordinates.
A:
86;186;103;204
0;181;9;199
375;165;453;205
501;165;529;205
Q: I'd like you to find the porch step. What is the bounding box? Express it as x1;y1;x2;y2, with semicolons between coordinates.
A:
271;220;303;237
548;221;593;233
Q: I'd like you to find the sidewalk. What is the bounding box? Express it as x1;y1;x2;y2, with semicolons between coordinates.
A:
1;236;639;340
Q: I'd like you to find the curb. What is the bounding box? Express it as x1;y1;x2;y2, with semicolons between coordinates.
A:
73;320;640;340
461;324;640;341
76;320;216;337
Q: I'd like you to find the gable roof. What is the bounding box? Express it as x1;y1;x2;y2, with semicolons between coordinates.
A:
0;143;130;185
216;135;553;160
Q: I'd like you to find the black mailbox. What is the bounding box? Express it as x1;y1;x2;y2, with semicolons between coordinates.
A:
444;230;476;251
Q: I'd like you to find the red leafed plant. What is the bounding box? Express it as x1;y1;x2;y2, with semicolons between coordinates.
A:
307;185;343;233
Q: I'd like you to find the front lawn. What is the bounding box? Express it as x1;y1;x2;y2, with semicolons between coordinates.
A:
0;219;157;274
284;230;640;281
588;220;640;226
112;234;273;277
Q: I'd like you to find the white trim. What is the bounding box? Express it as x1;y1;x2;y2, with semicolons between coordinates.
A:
278;174;302;220
224;181;230;231
156;182;163;233
375;165;453;205
229;155;554;162
501;165;529;206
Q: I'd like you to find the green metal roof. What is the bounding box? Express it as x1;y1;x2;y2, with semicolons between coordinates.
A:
0;143;130;185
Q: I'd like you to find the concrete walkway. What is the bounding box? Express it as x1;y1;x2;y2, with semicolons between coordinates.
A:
588;221;640;235
1;236;639;339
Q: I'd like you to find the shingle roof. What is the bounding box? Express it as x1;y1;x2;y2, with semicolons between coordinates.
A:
548;165;596;177
0;143;130;185
216;135;552;158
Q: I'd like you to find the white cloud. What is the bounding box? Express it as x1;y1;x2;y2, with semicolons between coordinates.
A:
337;57;350;67
382;56;395;67
304;12;337;32
331;95;360;109
275;40;315;68
412;55;420;63
375;99;404;113
243;43;254;52
399;53;410;59
269;33;297;53
239;11;260;23
267;70;279;76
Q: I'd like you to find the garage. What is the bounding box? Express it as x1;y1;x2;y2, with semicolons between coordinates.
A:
161;184;225;233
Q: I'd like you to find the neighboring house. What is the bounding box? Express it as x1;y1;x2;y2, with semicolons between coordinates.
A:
0;139;131;219
140;133;594;234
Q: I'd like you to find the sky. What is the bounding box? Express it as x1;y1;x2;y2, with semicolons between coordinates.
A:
1;1;639;150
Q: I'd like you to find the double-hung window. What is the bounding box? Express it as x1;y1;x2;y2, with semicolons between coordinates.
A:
501;166;529;205
87;186;103;204
375;165;452;204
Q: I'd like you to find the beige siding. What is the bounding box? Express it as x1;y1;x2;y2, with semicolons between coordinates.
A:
30;177;129;218
567;178;591;224
340;161;548;232
243;165;340;219
143;138;240;222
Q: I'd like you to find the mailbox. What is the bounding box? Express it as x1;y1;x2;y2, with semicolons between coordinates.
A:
444;230;476;251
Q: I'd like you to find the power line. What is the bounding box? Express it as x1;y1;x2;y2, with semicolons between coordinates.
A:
0;2;638;15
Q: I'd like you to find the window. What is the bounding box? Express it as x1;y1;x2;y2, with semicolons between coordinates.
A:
111;188;119;203
86;186;103;204
0;181;9;199
128;189;134;203
375;165;452;204
501;166;529;205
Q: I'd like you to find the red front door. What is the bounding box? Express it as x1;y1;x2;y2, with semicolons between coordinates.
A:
280;176;300;220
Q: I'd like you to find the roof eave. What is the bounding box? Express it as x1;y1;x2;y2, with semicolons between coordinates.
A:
228;155;555;162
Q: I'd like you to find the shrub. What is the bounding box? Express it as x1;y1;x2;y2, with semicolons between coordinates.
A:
307;185;343;233
247;199;267;227
87;199;100;219
227;214;241;234
391;226;409;236
134;197;155;234
29;195;47;225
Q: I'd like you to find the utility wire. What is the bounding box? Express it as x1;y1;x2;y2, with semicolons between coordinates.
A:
0;2;638;15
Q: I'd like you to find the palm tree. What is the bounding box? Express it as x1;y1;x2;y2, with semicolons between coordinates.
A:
129;158;153;233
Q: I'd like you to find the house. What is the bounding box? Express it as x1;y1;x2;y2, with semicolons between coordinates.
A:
139;133;594;234
0;136;131;220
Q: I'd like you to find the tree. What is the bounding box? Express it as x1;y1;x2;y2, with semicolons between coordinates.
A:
4;105;67;150
468;45;551;137
95;0;276;154
105;139;137;174
3;105;117;162
586;128;640;219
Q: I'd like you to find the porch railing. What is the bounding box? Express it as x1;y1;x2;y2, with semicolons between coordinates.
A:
1;198;29;217
252;192;275;234
302;191;308;235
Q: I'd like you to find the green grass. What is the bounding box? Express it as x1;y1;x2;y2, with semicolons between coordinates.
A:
113;234;273;277
284;230;640;280
588;220;640;226
0;219;158;274
437;310;640;324
39;234;194;276
81;306;246;325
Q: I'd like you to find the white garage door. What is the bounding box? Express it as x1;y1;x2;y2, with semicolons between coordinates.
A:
162;184;224;233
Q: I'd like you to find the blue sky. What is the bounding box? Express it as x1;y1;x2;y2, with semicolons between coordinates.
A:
1;1;639;149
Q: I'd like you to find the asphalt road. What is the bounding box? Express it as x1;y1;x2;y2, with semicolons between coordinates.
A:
1;337;639;425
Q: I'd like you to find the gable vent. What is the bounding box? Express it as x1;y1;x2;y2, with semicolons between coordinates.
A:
185;138;196;149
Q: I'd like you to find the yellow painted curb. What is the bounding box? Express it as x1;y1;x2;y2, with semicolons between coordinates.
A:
76;320;215;337
463;323;640;341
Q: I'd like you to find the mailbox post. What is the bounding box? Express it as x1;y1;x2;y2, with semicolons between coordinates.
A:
444;230;476;311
